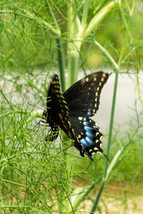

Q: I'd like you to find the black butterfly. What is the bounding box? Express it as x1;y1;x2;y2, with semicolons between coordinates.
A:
43;72;109;161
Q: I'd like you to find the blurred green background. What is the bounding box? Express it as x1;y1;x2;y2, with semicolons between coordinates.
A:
0;0;142;72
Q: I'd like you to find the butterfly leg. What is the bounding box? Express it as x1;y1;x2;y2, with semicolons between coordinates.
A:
33;119;49;133
38;119;49;126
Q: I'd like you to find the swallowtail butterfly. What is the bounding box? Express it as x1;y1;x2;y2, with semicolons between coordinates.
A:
43;72;109;161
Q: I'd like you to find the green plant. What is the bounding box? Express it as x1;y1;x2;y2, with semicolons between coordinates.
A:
0;0;143;213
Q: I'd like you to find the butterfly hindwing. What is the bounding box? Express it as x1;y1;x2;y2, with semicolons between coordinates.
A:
69;117;105;159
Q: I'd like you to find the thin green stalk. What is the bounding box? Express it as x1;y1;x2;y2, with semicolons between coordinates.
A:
22;9;61;36
91;13;131;214
67;0;76;39
45;1;66;91
0;90;14;110
44;1;66;92
90;5;132;212
81;1;116;39
125;0;136;16
68;55;79;86
2;179;52;213
42;3;68;212
106;70;119;159
67;0;80;86
71;183;95;212
90;69;119;213
81;0;89;27
130;0;136;15
94;40;119;70
56;39;66;92
67;0;119;86
45;0;60;32
90;182;105;214
0;111;28;118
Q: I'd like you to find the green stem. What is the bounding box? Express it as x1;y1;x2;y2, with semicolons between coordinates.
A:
68;55;79;86
22;9;61;36
0;90;14;110
67;0;80;86
82;1;116;39
56;39;66;92
125;0;136;16
94;40;119;70
90;182;105;214
81;0;89;27
67;0;76;38
71;183;95;212
91;7;130;210
103;69;119;179
106;70;119;159
130;0;136;16
0;111;28;118
118;3;132;42
45;0;60;32
91;69;119;213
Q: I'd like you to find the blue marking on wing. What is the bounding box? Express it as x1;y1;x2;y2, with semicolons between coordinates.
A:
83;121;89;126
84;126;93;131
79;117;97;150
86;131;94;139
85;136;94;145
80;138;88;148
87;109;91;116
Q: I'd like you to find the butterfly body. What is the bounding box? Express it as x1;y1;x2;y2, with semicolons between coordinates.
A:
43;72;109;161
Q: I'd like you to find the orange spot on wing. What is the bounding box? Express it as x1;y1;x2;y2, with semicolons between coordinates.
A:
59;113;63;120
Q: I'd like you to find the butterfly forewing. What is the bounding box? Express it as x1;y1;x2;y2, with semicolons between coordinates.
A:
63;72;109;117
46;75;79;142
47;74;69;118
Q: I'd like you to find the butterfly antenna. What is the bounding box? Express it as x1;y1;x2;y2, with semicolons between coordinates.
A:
40;95;46;107
28;99;45;111
28;101;36;107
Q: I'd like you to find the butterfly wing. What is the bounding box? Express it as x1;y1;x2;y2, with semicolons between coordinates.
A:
69;116;108;160
63;72;109;160
63;71;109;117
45;74;78;142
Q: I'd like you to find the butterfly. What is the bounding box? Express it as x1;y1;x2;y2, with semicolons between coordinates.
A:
42;71;109;161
